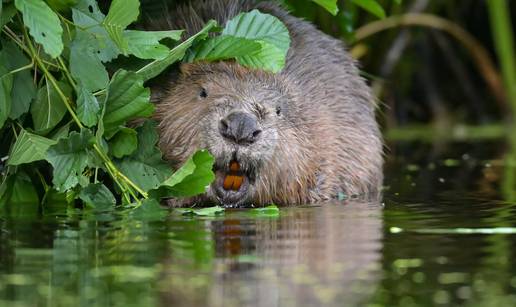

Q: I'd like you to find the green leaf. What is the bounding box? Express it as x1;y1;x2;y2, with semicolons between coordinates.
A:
46;0;79;12
103;0;140;53
124;30;183;60
70;31;110;92
14;0;64;58
109;127;137;158
79;183;116;211
0;172;39;217
0;58;13;129
188;35;261;62
221;10;291;72
31;81;71;133
8;129;57;166
76;85;100;127
250;204;280;217
1;4;17;28
3;43;37;120
71;5;120;62
136;20;218;81
236;41;286;73
102;70;154;137
116;121;172;192
312;0;339;15
174;206;225;216
46;129;93;191
351;0;386;19
158;150;215;198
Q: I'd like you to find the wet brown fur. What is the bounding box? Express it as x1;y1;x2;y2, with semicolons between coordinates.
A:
151;0;383;206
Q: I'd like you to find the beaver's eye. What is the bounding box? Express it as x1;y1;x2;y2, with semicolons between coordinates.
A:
276;106;281;116
199;88;208;98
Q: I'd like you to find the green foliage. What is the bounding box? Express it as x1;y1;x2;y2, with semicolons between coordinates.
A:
0;0;292;215
14;0;64;58
312;0;339;15
8;130;57;166
157;150;215;198
351;0;386;19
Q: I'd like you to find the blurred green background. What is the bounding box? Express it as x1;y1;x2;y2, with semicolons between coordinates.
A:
134;0;516;141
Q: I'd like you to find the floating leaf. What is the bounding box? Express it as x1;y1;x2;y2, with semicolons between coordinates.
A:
124;30;183;60
116;121;172;192
158;150;215;198
136;20;217;81
351;0;386;19
14;0;64;57
250;204;280;217
46;129;93;191
103;0;140;53
76;85;100;127
175;206;225;216
102;70;154;138
31;81;71;133
8;129;57;166
312;0;339;15
109;127;137;158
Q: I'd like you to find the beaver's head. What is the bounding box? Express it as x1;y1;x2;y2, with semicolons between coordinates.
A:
156;62;313;207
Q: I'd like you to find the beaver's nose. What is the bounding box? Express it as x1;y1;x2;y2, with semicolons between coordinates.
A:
219;112;262;144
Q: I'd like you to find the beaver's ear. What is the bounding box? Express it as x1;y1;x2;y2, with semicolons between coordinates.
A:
179;63;197;76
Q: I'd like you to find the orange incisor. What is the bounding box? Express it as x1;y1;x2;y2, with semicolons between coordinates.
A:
223;161;243;191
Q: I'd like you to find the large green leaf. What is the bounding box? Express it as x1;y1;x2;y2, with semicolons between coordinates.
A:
8;129;57;166
124;30;183;60
158;149;215;198
0;42;36;120
79;183;116;211
109;127;137;158
14;0;64;58
136;20;218;81
312;0;339;15
103;0;140;54
70;30;110;92
188;35;261;62
221;10;290;73
102;70;154;138
237;41;287;73
116;121;172;192
71;4;120;62
76;85;100;127
0;58;13;129
31;81;71;133
46;129;93;191
351;0;386;19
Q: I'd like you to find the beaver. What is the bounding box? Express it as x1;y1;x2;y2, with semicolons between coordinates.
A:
151;0;383;207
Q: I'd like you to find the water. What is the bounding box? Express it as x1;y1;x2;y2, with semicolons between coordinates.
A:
2;141;516;307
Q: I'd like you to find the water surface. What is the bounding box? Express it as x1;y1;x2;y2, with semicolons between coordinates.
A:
2;141;516;307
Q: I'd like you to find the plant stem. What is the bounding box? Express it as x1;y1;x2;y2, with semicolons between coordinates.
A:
487;0;516;119
18;23;147;203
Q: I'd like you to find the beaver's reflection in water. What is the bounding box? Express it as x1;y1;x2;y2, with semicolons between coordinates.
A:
159;200;383;307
